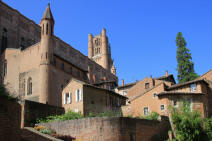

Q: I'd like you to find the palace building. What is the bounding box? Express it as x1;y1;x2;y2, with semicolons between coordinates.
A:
0;2;121;108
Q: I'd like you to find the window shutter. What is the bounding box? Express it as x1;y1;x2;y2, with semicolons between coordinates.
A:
79;89;82;101
63;94;66;105
75;90;78;102
69;92;71;104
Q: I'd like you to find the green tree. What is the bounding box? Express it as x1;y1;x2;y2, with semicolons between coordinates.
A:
175;32;198;83
170;101;208;141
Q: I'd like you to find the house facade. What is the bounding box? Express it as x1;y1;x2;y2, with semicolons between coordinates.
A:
62;78;127;115
123;71;212;118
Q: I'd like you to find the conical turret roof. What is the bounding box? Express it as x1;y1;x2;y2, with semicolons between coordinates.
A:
42;3;54;22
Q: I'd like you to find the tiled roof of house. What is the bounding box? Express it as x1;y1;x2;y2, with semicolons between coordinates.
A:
84;84;128;99
167;79;208;90
116;82;137;89
154;74;176;84
158;91;206;97
200;69;212;78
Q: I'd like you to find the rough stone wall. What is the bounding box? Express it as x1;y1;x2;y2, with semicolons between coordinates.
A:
40;117;170;141
23;100;65;126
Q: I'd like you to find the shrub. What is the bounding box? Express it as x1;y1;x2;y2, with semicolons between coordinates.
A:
39;128;55;135
142;112;159;120
36;111;83;123
169;101;208;141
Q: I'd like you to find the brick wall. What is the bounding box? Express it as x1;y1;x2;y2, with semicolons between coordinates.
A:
0;97;22;141
23;100;65;126
40;116;171;141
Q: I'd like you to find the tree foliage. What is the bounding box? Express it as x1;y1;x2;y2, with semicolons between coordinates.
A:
170;101;212;141
175;32;199;83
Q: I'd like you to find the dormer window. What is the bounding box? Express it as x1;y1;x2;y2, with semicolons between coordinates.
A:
145;83;150;89
190;83;197;92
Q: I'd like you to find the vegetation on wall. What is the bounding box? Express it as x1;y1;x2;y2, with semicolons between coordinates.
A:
169;101;212;141
36;111;121;123
0;84;17;100
175;32;199;83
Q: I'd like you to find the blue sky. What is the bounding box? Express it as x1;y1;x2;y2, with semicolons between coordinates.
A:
4;0;212;85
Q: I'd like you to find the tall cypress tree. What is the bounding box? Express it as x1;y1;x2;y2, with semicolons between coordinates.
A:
176;32;198;83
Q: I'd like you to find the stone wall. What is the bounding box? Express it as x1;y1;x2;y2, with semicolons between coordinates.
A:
0;97;22;141
40;116;171;141
23;100;65;126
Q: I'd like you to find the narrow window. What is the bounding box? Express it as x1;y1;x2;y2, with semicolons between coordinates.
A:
77;71;80;78
27;77;32;95
160;105;165;111
42;24;44;35
153;93;157;98
173;100;178;107
3;60;7;77
65;92;71;104
61;63;64;70
51;25;53;36
46;23;48;35
20;37;25;49
53;58;56;66
145;83;150;89
83;73;87;80
1;28;8;54
143;107;149;116
190;83;197;92
23;79;25;96
70;67;72;74
74;109;79;113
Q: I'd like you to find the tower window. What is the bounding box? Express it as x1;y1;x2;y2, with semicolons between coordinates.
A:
42;24;44;35
27;77;32;95
46;23;48;35
51;25;53;36
3;60;7;77
1;28;8;54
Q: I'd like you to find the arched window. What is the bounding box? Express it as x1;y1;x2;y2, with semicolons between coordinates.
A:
46;23;48;35
27;77;32;95
1;28;8;54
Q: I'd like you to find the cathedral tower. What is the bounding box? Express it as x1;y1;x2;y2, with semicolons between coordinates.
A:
88;28;115;74
39;3;54;104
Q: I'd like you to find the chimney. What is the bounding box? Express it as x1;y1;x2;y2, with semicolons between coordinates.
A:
122;79;124;86
165;70;168;76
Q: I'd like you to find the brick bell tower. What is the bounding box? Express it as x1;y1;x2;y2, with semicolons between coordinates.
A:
88;28;116;75
39;3;54;104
